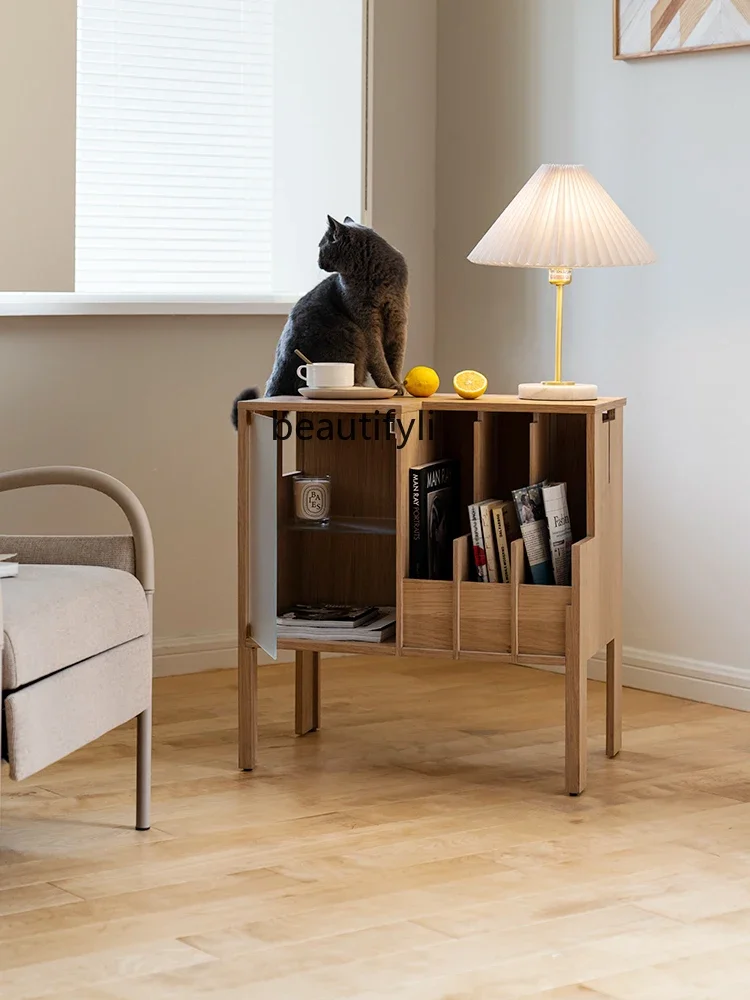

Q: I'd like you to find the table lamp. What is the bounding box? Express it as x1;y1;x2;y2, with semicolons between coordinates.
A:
468;164;655;400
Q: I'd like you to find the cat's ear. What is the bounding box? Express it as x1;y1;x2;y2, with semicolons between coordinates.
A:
344;215;355;224
327;214;340;231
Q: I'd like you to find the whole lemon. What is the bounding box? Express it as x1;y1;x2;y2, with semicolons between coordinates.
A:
404;366;440;398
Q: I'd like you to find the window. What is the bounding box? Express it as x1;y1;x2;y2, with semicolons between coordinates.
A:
75;0;363;298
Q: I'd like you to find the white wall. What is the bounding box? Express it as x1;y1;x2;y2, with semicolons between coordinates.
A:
437;0;750;675
273;0;363;295
371;0;437;367
0;0;437;673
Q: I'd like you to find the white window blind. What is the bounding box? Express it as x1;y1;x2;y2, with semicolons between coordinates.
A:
75;0;274;294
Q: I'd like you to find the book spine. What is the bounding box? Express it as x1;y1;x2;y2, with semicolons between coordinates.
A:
501;500;522;583
492;506;510;584
480;503;500;583
513;484;554;586
409;467;427;579
468;503;488;582
543;483;572;586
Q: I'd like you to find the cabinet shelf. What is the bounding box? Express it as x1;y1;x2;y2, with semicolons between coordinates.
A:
285;516;396;536
277;636;397;655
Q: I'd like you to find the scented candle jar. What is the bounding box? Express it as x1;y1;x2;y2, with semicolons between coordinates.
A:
293;474;331;525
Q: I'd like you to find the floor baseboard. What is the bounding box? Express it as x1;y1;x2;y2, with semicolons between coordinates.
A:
540;646;750;713
153;632;750;711
153;632;292;676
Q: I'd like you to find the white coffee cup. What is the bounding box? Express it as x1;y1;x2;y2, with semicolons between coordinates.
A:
296;362;355;389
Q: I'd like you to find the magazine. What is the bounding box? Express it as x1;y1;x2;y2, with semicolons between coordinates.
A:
277;608;396;643
277;604;378;628
512;482;554;585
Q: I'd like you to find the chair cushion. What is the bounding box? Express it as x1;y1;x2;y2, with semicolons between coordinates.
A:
4;634;152;781
2;564;149;690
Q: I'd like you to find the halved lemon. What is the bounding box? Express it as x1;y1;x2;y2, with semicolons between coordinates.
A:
453;370;488;400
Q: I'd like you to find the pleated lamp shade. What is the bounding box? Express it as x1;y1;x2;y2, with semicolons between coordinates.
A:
468;164;656;269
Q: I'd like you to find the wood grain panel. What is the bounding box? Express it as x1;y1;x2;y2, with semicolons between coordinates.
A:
459;582;512;654
242;393;627;415
453;535;470;657
237;645;257;770
294;650;320;735
296;410;396;520
484;412;533;502
289;533;396;608
277;468;298;613
518;585;572;656
402;579;453;650
278;636;396;656
549;413;588;544
281;409;398;610
529;413;550;485
573;536;602;664
430;409;476;537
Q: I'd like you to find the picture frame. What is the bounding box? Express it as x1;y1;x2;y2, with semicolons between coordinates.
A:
613;0;750;59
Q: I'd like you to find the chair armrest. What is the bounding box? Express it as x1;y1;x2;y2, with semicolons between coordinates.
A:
0;467;154;593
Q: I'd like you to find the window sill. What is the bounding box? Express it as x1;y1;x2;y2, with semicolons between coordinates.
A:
0;294;297;317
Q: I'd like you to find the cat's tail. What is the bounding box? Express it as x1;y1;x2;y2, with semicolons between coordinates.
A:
231;387;259;429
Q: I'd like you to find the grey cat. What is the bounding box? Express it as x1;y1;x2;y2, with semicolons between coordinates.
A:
231;215;408;427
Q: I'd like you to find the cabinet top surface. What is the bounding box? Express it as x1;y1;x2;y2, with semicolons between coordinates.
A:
240;393;627;415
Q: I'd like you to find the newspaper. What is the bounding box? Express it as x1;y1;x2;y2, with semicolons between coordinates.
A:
542;482;572;586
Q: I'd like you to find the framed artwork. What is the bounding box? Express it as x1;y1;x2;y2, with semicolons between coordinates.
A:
614;0;750;58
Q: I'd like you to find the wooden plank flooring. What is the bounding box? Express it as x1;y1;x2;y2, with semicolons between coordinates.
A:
3;657;750;998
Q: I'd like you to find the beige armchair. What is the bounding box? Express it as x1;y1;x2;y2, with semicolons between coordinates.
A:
0;467;154;830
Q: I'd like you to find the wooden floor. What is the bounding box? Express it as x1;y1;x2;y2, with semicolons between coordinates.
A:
3;658;750;999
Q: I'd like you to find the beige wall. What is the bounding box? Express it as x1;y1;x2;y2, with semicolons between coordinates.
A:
0;316;284;666
0;0;76;291
436;0;750;676
0;0;437;671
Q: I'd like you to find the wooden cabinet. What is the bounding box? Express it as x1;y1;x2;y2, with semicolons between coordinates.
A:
238;393;625;794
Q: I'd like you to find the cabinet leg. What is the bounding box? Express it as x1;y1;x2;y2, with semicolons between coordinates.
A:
238;645;258;770
606;635;622;758
565;606;587;795
295;651;320;736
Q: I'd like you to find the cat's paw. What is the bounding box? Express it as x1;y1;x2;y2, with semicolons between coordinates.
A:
392;382;405;396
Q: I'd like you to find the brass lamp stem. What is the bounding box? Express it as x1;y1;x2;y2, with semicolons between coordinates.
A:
555;283;564;383
544;268;574;386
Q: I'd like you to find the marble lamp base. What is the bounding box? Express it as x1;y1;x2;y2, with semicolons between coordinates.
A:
518;382;599;401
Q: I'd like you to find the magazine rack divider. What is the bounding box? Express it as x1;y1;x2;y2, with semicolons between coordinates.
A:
238;393;626;795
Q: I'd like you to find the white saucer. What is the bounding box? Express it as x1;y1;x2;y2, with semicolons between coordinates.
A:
299;387;399;400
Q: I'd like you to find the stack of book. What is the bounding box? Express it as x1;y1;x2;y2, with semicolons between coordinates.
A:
469;481;572;586
276;604;396;643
